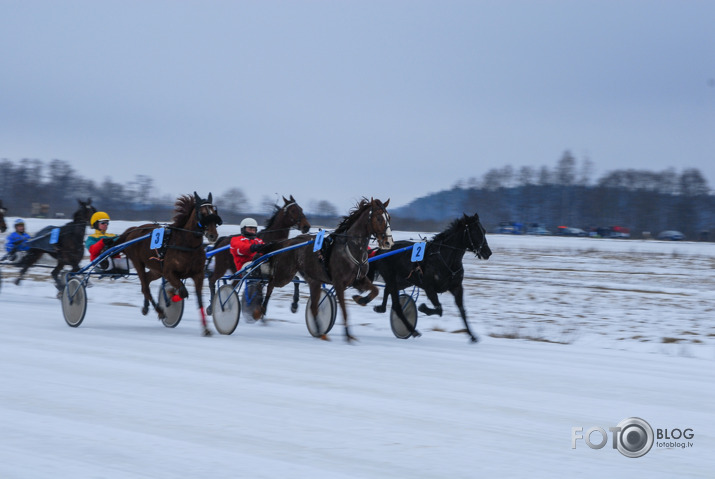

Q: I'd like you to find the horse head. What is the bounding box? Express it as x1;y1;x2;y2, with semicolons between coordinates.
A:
75;198;96;224
194;191;222;243
0;200;7;233
369;198;394;250
464;213;491;260
282;195;311;234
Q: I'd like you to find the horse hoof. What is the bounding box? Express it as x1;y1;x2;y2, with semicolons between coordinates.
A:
141;307;149;316
290;303;298;314
252;308;264;321
352;294;370;306
202;328;213;337
373;305;386;314
346;334;358;343
469;335;479;343
14;278;21;286
412;330;422;338
206;305;213;316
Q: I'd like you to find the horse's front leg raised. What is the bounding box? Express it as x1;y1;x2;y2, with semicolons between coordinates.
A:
450;284;477;343
351;276;379;306
418;289;443;317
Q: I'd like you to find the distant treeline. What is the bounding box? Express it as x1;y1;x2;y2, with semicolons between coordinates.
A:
3;155;714;239
392;151;714;239
0;158;343;227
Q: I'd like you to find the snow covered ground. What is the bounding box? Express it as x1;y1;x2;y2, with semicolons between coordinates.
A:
1;219;714;478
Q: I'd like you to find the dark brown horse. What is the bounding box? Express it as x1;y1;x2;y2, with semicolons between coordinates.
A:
15;199;96;291
0;200;7;233
206;195;310;315
266;198;394;341
114;192;222;336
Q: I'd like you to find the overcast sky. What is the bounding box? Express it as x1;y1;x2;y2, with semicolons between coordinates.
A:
1;0;714;213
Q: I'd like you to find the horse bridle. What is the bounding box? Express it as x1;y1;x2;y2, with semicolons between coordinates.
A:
368;203;393;247
283;201;307;229
465;220;487;259
196;200;223;233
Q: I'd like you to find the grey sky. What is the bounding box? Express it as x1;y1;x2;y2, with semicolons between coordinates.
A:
2;0;714;213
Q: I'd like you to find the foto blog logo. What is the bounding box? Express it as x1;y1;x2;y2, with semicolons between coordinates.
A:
571;417;695;458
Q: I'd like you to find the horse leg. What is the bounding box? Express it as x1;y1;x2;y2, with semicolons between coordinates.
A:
334;287;356;342
206;264;223;316
51;262;64;292
14;249;42;285
351;276;379;306
418;289;443;317
373;288;389;313
291;277;300;313
255;281;274;320
451;284;477;343
135;265;163;318
192;273;212;337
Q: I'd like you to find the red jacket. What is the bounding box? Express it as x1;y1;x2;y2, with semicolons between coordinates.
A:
230;235;264;272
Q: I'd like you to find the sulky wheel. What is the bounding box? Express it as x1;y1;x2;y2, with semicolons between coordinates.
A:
212;284;240;335
62;277;88;327
390;294;418;339
305;287;337;337
157;281;184;328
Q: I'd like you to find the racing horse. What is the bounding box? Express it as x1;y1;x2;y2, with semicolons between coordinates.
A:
0;199;7;233
14;199;96;291
206;195;310;315
114;192;222;336
266;198;394;341
363;213;492;343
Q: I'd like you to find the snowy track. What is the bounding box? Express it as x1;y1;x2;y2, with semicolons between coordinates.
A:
1;224;714;478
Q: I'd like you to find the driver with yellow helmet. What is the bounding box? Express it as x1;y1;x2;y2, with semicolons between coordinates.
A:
85;211;118;261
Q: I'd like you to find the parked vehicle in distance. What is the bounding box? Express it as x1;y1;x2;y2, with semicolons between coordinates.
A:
556;226;587;237
496;221;523;235
657;230;685;241
526;223;551;235
591;226;631;238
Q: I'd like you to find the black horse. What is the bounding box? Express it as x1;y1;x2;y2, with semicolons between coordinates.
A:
0;199;7;233
364;213;491;343
15;199;96;291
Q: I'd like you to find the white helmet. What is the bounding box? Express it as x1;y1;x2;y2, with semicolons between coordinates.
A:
240;217;259;237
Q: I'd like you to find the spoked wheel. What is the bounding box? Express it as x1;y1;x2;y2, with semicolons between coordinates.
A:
241;281;264;323
62;277;87;327
157;282;184;328
212;284;240;335
390;294;419;339
305;287;337;337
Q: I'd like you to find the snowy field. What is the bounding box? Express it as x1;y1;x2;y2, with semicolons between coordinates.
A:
1;218;714;478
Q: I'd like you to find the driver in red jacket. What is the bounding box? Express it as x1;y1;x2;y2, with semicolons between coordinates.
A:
230;218;271;272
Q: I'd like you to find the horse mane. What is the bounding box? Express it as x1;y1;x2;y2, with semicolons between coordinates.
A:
171;194;195;227
333;198;372;235
264;204;282;230
432;216;466;243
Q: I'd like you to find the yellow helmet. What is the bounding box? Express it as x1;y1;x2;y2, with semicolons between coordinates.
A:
90;211;110;229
